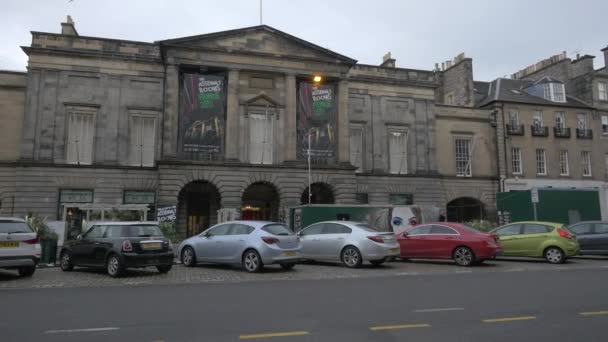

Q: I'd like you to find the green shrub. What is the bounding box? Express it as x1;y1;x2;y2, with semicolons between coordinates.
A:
26;214;58;241
159;222;184;243
465;219;497;232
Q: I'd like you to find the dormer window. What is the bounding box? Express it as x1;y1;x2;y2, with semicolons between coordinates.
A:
525;77;567;103
552;83;565;102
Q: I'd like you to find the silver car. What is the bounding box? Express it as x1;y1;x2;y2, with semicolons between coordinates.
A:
298;221;400;268
0;217;40;277
178;221;301;273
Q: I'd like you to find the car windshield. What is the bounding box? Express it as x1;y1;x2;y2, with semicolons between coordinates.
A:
355;224;379;232
126;225;163;237
262;224;292;236
460;225;482;234
0;221;34;234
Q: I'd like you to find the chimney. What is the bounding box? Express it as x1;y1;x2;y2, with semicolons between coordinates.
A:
602;45;608;70
571;54;595;78
61;15;79;36
380;52;396;68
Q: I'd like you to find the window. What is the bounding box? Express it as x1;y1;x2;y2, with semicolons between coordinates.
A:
388;130;408;174
389;193;413;205
324;223;352;234
496;224;521;236
532;111;544;128
261;224;291;236
581;151;592;177
205;224;231;237
85;225;106;239
569;223;592;235
577;113;588;130
66;109;95;165
446;94;454;105
511;148;522;174
0;220;34;234
595;223;608;234
599;82;608;101
559;150;569;176
355;193;368;204
350;127;363;172
536;149;546;175
408;225;432;235
430;225;459;235
523;224;551;234
249;112;273;164
124;190;156;220
542;83;551;100
129;115;157;167
555;112;565;130
231;224;255;235
455;138;472;177
104;226;126;238
300;224;324;236
602;115;608;134
552;83;565;102
127;224;163;237
508;111;520;127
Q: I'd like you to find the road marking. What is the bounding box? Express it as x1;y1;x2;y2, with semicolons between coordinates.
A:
580;311;608;316
415;307;464;313
239;331;310;339
44;327;120;334
482;316;536;323
369;323;430;331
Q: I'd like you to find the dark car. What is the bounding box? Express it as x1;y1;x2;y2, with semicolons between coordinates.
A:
568;221;608;255
59;222;174;277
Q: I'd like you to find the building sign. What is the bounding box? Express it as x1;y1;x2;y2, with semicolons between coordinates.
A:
124;191;156;204
179;73;226;157
59;189;93;203
297;82;337;161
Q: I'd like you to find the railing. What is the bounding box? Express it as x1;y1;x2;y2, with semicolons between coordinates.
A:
506;124;525;136
553;127;571;138
530;125;549;137
576;128;593;139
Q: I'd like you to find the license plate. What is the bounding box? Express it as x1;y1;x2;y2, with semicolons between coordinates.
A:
0;242;19;248
283;251;297;257
141;242;161;250
389;248;400;254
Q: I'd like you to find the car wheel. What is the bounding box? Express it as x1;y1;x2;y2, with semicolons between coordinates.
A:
242;249;263;273
181;246;196;267
280;263;296;271
544;247;565;264
156;264;172;273
341;246;362;268
59;250;74;272
106;254;124;278
453;246;475;266
18;266;35;277
370;259;385;266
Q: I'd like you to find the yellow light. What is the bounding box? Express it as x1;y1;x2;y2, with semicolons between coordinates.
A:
313;75;322;83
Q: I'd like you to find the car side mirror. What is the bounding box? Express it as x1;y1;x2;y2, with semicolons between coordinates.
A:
77;234;82;240
402;231;408;237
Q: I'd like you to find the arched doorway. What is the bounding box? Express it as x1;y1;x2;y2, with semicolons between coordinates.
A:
301;182;335;204
446;197;484;222
178;181;221;237
241;182;280;221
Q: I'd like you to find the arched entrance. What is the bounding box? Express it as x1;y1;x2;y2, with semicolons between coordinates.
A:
178;181;221;237
301;182;335;204
241;182;280;221
446;197;484;222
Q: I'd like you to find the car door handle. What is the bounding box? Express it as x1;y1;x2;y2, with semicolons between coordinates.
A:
238;239;245;242
93;242;101;245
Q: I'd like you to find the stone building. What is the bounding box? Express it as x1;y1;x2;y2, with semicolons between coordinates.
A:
0;17;498;236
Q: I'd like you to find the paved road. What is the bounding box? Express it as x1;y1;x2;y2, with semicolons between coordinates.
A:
2;260;608;342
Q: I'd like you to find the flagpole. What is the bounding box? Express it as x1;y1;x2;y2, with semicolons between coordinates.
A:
260;0;263;25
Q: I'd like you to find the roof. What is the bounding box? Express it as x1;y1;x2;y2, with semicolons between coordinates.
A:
159;25;357;64
529;76;564;85
476;78;593;109
223;220;279;228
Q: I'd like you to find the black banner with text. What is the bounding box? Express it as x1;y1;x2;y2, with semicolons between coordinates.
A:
296;82;337;161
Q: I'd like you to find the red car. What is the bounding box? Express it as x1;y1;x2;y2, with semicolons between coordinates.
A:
396;222;502;266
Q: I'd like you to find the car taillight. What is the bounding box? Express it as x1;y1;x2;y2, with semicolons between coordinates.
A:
23;238;39;244
557;228;572;239
261;237;279;244
367;236;385;243
122;240;133;252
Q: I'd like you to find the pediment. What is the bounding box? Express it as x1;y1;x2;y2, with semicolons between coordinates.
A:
160;25;355;64
242;93;283;108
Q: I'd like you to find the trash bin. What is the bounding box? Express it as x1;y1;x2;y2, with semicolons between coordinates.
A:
40;239;58;264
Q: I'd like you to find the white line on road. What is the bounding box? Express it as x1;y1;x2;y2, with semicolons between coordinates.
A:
414;307;465;313
44;327;120;334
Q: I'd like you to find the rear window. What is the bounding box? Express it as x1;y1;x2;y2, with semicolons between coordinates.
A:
262;224;292;236
355;224;379;232
460;225;482;234
125;225;164;237
0;220;34;234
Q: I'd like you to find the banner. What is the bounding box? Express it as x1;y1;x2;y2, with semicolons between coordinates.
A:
179;73;226;156
296;82;337;161
156;205;177;223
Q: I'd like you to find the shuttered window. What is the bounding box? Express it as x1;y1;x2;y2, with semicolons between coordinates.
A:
350;128;363;172
249;112;273;164
129;116;157;167
455;138;472;177
66;111;95;165
388;130;407;174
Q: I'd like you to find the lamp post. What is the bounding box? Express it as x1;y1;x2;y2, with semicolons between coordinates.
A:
308;130;312;204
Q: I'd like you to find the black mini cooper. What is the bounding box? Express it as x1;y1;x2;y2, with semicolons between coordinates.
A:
60;222;174;277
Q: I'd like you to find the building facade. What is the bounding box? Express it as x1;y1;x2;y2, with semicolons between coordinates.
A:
1;18;502;236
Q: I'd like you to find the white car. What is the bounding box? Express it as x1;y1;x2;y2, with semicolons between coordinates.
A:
0;217;40;277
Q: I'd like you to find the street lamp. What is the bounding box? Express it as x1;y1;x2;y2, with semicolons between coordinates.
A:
313;75;322;83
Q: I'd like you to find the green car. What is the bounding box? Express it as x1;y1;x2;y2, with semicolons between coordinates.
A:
491;221;580;264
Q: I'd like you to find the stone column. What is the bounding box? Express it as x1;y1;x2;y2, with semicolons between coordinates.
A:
337;79;350;163
225;69;240;160
162;63;179;158
284;73;297;161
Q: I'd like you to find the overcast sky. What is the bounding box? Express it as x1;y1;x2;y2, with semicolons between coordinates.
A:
2;0;606;81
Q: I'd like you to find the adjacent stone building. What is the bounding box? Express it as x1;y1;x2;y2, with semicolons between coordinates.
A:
0;18;503;236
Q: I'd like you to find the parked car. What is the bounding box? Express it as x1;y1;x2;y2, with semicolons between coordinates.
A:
59;222;174;277
178;221;301;273
396;222;502;266
490;221;579;264
297;221;399;268
567;221;608;255
0;218;40;277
